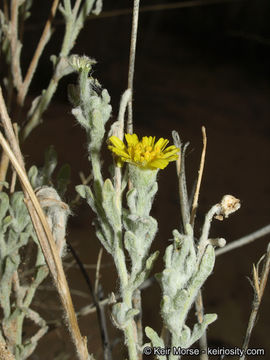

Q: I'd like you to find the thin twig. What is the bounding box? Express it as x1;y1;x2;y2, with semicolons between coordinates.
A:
10;123;18;193
17;0;60;106
0;89;24;168
117;89;131;140
189;127;208;360
68;242;112;360
190;126;207;227
240;243;270;360
173;127;209;359
195;291;208;360
67;241;96;299
216;224;270;256
10;0;23;90
127;0;140;134
133;289;143;357
192;129;208;360
88;0;245;20
126;2;143;346
21;0;98;140
252;264;260;299
95;248;103;295
0;151;10;191
73;0;83;18
257;244;270;300
94;249;112;360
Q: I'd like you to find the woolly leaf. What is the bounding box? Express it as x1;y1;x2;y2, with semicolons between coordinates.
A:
145;326;164;357
179;325;191;348
189;313;217;347
102;179;121;229
28;166;39;188
9;192;30;233
76;185;96;212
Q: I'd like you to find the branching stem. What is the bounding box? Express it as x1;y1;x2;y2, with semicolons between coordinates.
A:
216;224;270;256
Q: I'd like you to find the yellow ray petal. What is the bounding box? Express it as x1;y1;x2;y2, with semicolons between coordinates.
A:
125;133;139;146
109;136;126;150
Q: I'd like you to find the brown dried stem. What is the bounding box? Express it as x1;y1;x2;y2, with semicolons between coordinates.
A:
191;127;208;359
240;243;270;360
17;0;60;106
190;126;207;227
10;0;23;90
0;151;9;191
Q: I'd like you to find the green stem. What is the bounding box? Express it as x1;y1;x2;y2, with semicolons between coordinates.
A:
114;233;138;360
16;312;24;352
124;321;138;360
122;287;138;360
169;334;180;360
114;233;129;291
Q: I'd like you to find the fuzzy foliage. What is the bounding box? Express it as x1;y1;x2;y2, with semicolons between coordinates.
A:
0;191;48;360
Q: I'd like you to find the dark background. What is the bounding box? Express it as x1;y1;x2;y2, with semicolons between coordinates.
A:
4;0;270;358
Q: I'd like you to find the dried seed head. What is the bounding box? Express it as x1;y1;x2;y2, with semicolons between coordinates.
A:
217;195;241;220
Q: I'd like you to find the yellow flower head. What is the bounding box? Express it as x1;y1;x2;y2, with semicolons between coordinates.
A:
108;134;179;170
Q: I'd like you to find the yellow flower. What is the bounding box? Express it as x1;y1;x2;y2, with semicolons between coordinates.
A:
108;134;179;170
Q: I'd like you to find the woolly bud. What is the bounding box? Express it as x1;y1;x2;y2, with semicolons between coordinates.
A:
69;55;96;73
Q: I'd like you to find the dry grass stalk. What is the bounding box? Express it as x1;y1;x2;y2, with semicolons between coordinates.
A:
17;0;60;105
240;243;270;360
